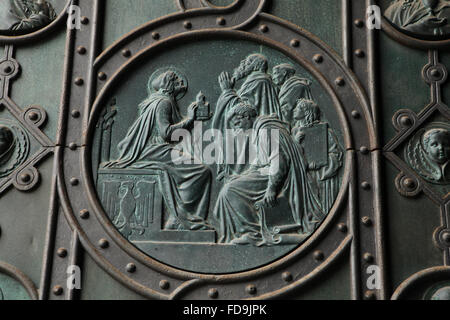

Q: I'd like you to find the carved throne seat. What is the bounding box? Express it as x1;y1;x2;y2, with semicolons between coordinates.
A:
97;168;215;244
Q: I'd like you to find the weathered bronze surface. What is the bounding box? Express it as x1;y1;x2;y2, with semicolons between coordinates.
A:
0;0;448;300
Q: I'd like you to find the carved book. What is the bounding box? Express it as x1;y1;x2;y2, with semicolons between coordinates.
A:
302;123;328;168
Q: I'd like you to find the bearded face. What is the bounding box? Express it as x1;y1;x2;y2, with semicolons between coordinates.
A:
272;67;287;86
233;58;253;81
173;75;187;96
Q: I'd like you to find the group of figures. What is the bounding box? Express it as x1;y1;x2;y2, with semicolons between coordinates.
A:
104;53;344;246
385;0;450;37
2;0;56;33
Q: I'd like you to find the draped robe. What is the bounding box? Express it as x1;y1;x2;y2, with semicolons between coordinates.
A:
106;92;212;231
279;76;313;114
212;71;281;178
212;115;325;244
385;0;450;36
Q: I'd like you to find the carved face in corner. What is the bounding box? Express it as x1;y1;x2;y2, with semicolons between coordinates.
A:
0;126;14;160
423;129;450;165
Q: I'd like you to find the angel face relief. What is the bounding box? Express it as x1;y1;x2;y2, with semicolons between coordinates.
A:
406;123;450;184
424;129;450;165
0;121;29;178
92;40;345;274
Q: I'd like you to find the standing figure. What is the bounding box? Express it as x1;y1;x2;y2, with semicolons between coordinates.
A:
212;54;281;179
272;63;314;124
292;99;344;213
212;101;325;245
106;70;213;231
385;0;450;37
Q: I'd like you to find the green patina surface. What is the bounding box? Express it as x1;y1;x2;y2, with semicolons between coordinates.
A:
0;273;31;300
0;0;447;300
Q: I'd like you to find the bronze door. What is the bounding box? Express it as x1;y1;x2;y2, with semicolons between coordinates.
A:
0;0;449;300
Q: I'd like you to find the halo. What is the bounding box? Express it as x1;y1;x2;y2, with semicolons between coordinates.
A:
147;66;188;101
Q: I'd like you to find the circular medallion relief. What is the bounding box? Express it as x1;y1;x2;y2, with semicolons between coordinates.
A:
91;39;346;274
405;122;450;185
0;0;68;37
380;0;450;48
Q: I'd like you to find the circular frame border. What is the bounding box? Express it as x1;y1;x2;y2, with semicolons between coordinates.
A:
392;266;450;300
57;7;376;299
0;261;38;300
83;29;353;279
381;17;450;50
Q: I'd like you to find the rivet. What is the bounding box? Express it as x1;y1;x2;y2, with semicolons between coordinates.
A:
79;209;90;220
98;72;107;81
335;77;345;86
337;223;348;233
159;280;170;290
282;272;293;282
184;21;192;29
217;17;226;26
80;16;89;25
360;146;369;155
70;177;79;186
442;232;450;244
122;49;131;58
290;39;300;47
77;46;87;55
313;54;323;63
354;19;364;28
361;181;371;190
430;68;441;78
57;248;67;258
246;284;257;295
314;250;325;261
351;110;361;119
208;288;219;299
126;263;136;273
364;290;376;300
259;24;269;33
53;285;63;296
69;143;77;151
355;49;365;58
363;253;374;263
403;178;416;190
71;110;80;119
98;238;109;249
20;173;31;183
362;216;372;226
74;77;84;86
152;32;160;40
28;111;39;121
400;115;412;127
